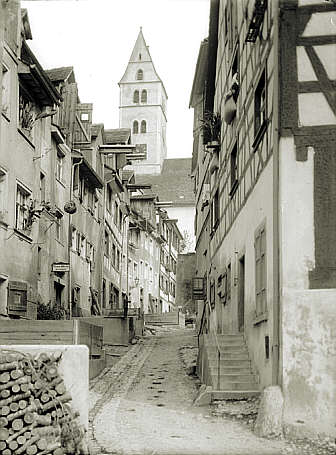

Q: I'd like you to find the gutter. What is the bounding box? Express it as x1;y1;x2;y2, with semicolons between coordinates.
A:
272;0;281;386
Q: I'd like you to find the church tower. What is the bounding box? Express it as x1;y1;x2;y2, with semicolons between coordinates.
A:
119;28;168;175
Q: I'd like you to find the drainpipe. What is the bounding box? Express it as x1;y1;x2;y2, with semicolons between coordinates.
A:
68;154;83;320
272;0;280;386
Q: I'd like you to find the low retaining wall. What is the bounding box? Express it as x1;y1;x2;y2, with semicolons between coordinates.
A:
145;311;185;327
0;320;105;379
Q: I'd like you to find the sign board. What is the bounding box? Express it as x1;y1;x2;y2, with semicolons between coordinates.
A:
52;262;70;273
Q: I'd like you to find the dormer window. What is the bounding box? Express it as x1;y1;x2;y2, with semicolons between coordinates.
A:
136;69;143;80
141;120;147;133
141;90;147;103
133;90;139;103
133;120;139;134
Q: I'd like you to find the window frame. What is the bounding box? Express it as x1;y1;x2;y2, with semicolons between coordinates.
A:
255;223;267;317
133;90;139;104
140;120;147;134
15;182;31;232
254;68;267;140
141;89;147;103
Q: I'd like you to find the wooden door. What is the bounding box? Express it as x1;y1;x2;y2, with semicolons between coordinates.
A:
238;256;245;332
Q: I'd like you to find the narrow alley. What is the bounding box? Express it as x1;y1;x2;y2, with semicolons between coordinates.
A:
89;328;287;455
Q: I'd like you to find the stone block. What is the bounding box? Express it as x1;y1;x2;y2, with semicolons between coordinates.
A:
254;385;284;438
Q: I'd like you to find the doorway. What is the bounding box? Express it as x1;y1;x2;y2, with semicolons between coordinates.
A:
238;255;245;332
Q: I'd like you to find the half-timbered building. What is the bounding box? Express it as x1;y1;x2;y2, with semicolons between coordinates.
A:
193;0;336;438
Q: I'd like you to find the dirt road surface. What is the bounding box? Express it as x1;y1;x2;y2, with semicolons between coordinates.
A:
89;327;288;455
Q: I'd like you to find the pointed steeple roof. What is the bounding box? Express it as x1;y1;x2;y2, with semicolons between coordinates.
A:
119;28;167;98
129;27;151;63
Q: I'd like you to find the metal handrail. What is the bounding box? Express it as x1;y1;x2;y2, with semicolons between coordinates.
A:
198;301;221;390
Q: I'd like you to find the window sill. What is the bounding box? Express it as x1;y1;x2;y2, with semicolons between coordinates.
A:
18;128;35;148
1;112;10;122
229;180;238;197
14;228;33;243
55;178;67;189
253;311;268;326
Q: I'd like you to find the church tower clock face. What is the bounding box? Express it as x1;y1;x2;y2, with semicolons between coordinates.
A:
119;27;167;175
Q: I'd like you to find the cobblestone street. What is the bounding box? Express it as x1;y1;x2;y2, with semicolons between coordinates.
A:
89;327;288;455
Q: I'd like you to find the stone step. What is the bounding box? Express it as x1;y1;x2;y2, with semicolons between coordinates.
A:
217;367;252;374
207;351;250;360
212;379;259;390
210;372;257;382
211;390;260;400
216;359;252;368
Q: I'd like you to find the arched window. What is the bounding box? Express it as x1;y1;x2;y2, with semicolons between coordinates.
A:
136;69;143;80
140;120;147;133
133;90;139;103
133;121;139;134
141;90;147;103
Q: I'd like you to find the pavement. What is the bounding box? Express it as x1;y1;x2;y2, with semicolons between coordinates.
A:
88;326;290;455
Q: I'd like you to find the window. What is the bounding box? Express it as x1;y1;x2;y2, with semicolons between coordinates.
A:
15;184;30;231
2;65;10;118
140;120;146;133
94;193;99;218
56;148;64;182
116;250;120;271
231;49;240;102
106;185;112;213
104;230;109;256
139;53;142;61
86;240;91;261
136;69;143;80
0;168;8;219
71;226;76;250
81;112;89;121
80;234;86;258
255;225;267;316
72;165;79;196
141;90;147;103
230;142;238;194
134;262;138;280
149;267;153;282
112;243;116;268
19;88;34;136
227;263;231;302
133;90;139;103
76;231;81;255
40;172;45;203
119;208;123;231
102;279;106;308
55;218;63;243
37;246;42;276
133;120;139;134
255;69;267;138
211;189;219;230
114;201;118;226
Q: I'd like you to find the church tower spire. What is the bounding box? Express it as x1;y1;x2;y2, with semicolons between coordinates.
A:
119;28;168;175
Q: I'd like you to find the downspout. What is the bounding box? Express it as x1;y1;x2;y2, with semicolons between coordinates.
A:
272;0;280;386
68;155;83;320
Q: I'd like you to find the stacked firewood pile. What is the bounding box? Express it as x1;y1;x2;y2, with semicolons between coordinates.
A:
0;350;88;455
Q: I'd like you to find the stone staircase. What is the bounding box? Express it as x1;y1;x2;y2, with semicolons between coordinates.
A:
201;333;260;400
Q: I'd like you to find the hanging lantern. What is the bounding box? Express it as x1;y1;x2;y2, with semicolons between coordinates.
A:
64;200;77;214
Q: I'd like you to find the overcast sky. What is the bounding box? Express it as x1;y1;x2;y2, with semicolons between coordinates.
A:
21;0;210;159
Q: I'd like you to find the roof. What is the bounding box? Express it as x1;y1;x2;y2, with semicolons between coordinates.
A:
189;38;208;108
104;128;131;145
91;123;104;138
45;66;74;83
136;158;195;206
